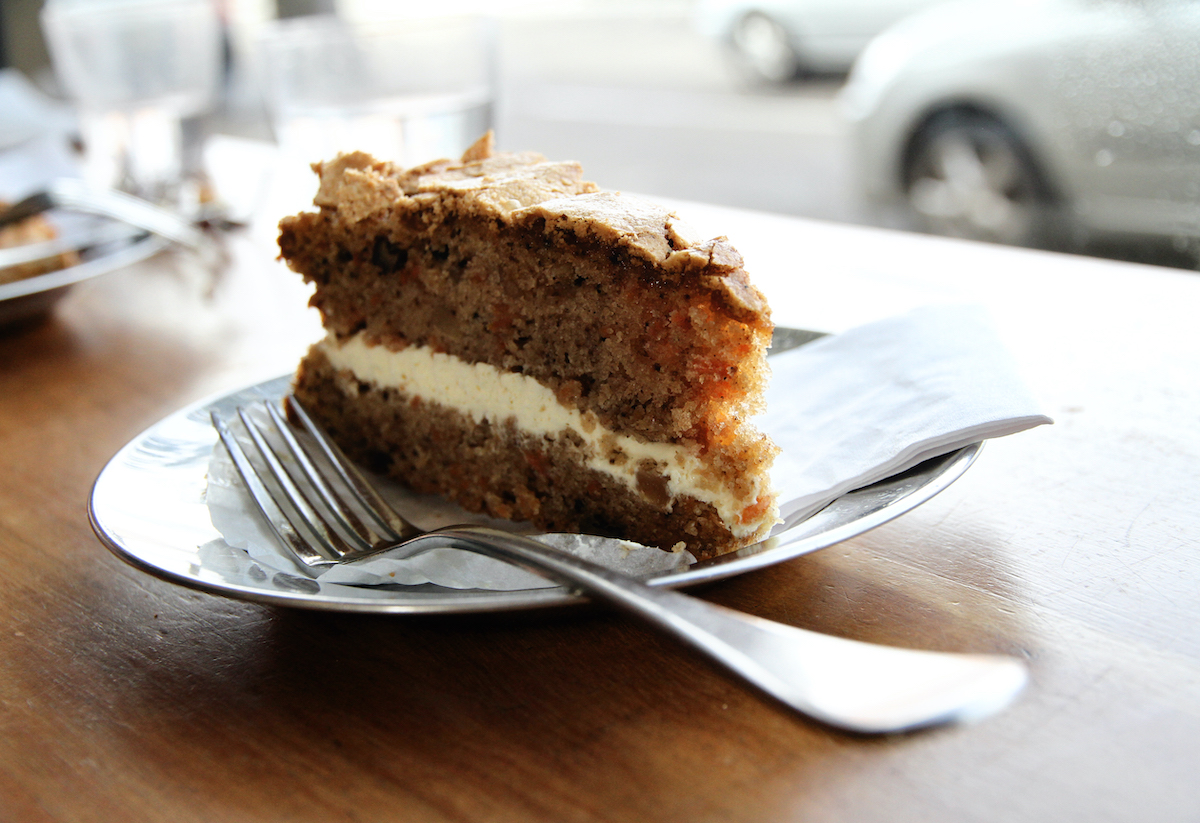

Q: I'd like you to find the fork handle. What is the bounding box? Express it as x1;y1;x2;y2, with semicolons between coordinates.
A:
417;527;1028;734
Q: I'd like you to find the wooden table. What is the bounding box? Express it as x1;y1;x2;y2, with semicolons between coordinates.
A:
2;202;1198;822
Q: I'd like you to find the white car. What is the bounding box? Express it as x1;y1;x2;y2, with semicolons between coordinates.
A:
694;0;947;83
841;0;1200;249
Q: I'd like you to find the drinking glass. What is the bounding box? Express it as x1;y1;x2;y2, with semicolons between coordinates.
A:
257;14;495;169
41;0;223;205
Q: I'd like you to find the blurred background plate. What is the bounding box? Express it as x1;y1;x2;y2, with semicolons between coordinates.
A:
0;220;165;328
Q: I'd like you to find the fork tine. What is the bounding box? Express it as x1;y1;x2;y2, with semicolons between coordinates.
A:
261;400;383;551
210;410;338;567
286;396;417;542
234;406;367;561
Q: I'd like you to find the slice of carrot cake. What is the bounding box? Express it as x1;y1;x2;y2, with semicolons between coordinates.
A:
278;133;778;558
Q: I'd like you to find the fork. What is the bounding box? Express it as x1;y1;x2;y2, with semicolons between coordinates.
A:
210;397;1029;734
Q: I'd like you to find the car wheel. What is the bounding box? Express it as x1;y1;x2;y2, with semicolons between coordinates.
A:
903;111;1054;246
730;12;800;84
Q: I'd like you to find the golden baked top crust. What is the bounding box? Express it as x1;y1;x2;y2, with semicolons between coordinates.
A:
306;134;768;321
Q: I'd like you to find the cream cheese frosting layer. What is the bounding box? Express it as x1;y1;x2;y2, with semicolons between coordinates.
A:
317;333;771;539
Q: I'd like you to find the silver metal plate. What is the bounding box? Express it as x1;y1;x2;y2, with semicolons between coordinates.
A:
90;348;980;614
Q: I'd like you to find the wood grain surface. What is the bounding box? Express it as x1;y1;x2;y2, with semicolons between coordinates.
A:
2;206;1198;822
